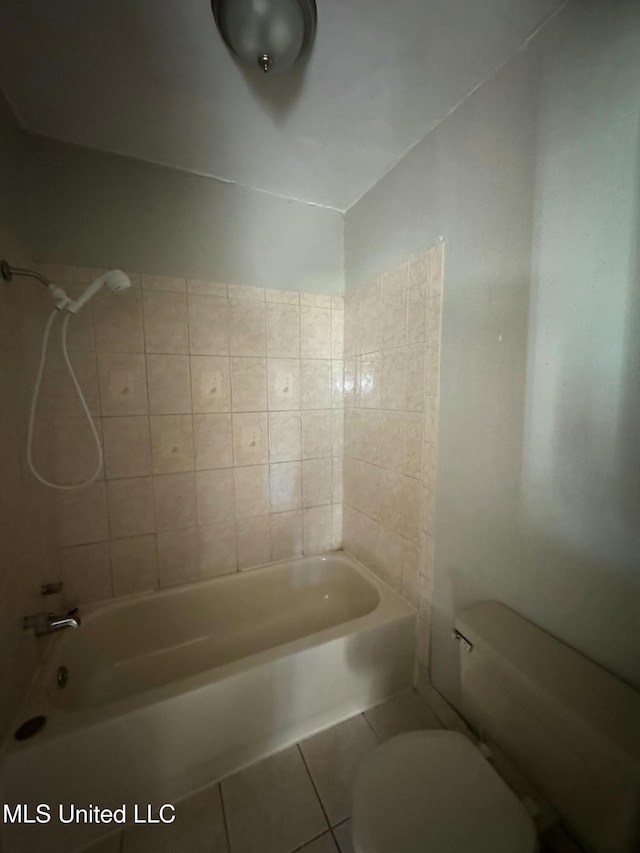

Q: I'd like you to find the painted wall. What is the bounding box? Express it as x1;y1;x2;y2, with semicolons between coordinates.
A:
27;137;344;295
345;0;640;701
0;93;29;240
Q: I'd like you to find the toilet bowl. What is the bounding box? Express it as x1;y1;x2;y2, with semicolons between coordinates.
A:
351;730;538;853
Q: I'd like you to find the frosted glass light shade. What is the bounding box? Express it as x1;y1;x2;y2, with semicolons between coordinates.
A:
212;0;317;74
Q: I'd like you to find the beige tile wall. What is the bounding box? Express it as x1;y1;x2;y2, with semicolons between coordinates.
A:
343;243;443;673
0;227;61;738
35;264;344;604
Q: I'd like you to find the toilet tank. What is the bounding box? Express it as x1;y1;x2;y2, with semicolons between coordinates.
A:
456;602;640;853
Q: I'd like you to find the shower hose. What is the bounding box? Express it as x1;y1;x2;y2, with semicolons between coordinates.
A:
28;309;103;490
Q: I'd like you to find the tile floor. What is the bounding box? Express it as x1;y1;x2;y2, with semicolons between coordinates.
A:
81;687;583;853
82;690;442;853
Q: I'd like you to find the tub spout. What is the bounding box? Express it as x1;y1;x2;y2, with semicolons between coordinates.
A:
24;610;81;637
46;614;81;633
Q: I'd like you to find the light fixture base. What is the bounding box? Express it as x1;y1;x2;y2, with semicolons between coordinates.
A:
211;0;317;75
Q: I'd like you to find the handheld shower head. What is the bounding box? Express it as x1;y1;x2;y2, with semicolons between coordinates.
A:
15;261;132;490
104;269;131;293
66;270;131;313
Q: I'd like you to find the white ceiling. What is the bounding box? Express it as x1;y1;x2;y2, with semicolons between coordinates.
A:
0;0;563;211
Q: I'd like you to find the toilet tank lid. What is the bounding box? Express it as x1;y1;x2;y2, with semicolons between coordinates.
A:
352;731;537;853
456;602;640;762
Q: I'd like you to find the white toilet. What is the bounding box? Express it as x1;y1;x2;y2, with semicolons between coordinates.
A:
351;601;640;853
352;729;537;853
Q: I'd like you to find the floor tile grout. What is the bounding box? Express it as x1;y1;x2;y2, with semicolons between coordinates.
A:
218;782;233;853
331;818;352;853
297;742;333;830
289;827;336;853
360;710;381;743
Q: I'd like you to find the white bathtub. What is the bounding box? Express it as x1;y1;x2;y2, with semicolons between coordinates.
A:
1;552;415;853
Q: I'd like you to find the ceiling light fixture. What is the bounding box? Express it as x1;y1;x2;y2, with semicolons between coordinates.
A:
211;0;317;75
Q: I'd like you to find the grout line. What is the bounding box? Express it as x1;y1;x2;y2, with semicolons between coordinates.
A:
290;828;336;853
297;743;333;830
343;451;423;483
139;302;160;592
331;818;353;853
180;291;195;517
343;504;417;549
261;296;274;567
361;710;380;742
328;829;341;853
218;782;233;853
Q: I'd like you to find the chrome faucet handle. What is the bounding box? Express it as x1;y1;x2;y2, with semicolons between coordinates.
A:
23;610;81;636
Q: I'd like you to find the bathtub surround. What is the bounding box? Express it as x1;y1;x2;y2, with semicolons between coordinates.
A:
0;109;346;740
29;264;344;606
343;245;443;673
